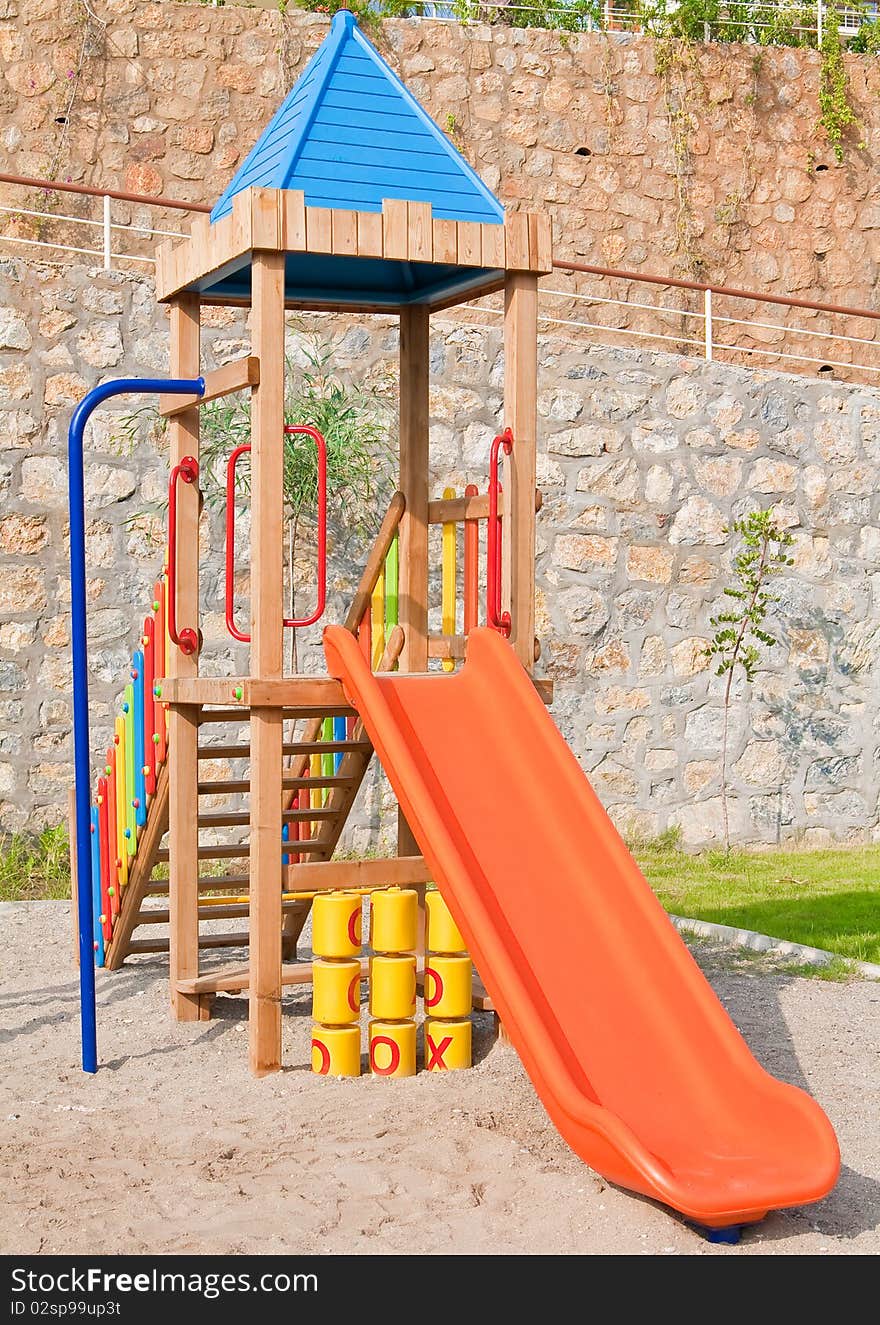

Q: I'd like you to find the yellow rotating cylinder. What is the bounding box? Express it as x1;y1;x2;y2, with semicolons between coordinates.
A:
425;890;466;955
424;1017;472;1072
313;958;361;1026
369;954;417;1021
312;890;362;959
370;886;418;954
369;1019;416;1078
423;954;472;1020
312;892;363;1077
311;1024;361;1078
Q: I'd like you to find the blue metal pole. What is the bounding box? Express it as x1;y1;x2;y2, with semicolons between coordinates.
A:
69;376;203;1073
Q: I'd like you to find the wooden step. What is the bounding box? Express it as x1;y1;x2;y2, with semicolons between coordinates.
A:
174;959;362;996
197;739;371;760
196;806;338;829
175;959;495;1010
135;897;309;925
197;705;356;724
144;875;250;896
197;775;357;796
127;933;251;955
154;838;330;862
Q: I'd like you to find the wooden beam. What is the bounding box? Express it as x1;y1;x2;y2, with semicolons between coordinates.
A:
428;633;468;661
157;675;350;708
176;958;370;997
383;198;408;261
197;739;371;761
159;356;260;417
167;293;202;1021
343;491;406;631
398;306;430;674
284;856;431;891
504;272;539;671
397;304;430;904
248;250;286;1077
196;704;354;725
427;489;542;525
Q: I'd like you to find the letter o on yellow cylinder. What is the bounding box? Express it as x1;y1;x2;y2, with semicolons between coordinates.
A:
369;1019;416;1078
425;890;466;954
369;954;417;1020
424;954;472;1019
311;1024;361;1077
370;887;417;954
424;1017;472;1072
312;891;362;959
312;958;361;1025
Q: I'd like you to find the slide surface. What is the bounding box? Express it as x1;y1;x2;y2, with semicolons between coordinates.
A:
324;625;840;1227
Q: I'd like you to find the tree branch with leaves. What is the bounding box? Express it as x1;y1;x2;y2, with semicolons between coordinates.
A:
707;510;793;852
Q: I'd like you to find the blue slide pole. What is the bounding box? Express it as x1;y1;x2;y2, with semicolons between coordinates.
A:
69;377;203;1073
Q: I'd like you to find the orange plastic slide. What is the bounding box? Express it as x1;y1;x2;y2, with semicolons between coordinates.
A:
324;624;840;1229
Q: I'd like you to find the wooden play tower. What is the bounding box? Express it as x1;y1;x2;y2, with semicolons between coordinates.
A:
107;12;552;1076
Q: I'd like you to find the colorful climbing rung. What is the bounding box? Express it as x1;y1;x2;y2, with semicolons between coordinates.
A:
90;807;104;968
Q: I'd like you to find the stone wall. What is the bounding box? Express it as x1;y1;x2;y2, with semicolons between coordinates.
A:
1;256;879;848
1;1;880;320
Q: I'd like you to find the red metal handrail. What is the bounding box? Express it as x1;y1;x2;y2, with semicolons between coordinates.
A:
225;442;252;644
167;456;200;657
0;171;211;213
2;171;877;325
225;425;328;643
552;258;880;323
487;428;513;638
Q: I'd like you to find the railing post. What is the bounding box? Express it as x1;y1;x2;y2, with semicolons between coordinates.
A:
817;0;823;46
102;194;112;270
703;288;713;362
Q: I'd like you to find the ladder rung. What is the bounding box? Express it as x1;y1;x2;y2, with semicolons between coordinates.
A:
197;740;371;760
127;933;252;955
154;839;330;862
196;807;338;829
135;898;308;925
197;775;358;795
197;705;356;724
144;875;250;895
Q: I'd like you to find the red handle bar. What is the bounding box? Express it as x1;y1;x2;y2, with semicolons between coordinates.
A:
487;428;513;637
225;425;328;643
167;455;200;656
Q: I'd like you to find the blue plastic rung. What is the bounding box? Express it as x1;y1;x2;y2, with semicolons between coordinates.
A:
133;649;147;828
333;715;346;771
90;807;104;968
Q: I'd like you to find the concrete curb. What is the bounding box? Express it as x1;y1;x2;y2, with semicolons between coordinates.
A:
671;913;880;981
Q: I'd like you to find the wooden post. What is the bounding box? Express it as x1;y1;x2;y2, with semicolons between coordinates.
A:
504;273;539;672
248;252;286;1076
397;304;430;930
167;293;202;1021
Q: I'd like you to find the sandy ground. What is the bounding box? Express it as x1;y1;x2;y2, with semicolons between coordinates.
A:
1;900;877;1257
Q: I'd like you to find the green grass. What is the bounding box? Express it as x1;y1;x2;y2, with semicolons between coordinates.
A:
636;834;880;966
0;825;71;902
2;823;878;969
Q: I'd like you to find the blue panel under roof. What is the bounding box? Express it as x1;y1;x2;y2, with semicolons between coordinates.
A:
211;9;504;226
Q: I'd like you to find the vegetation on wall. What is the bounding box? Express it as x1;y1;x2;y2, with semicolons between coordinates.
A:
289;1;869;166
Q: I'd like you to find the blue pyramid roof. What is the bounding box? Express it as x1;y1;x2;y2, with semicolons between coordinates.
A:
211;10;503;226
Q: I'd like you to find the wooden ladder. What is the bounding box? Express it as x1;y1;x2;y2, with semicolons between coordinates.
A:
104;494;406;970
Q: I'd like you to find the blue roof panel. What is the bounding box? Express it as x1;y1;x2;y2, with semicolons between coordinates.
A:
210;10;503;227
